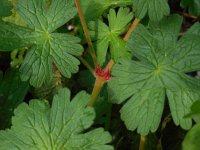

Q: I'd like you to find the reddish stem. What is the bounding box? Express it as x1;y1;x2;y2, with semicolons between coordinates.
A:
123;18;140;41
74;0;98;67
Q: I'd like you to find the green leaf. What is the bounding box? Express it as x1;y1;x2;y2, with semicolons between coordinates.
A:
133;0;170;21
166;90;199;129
89;7;133;65
186;100;200;117
0;21;38;51
182;123;200;150
121;89;165;135
0;69;29;129
173;22;200;72
108;14;200;135
0;0;83;87
80;0;133;22
0;0;12;17
185;100;200;123
181;0;200;16
0;88;113;150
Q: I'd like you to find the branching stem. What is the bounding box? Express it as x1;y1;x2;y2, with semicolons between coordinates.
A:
75;1;140;108
102;18;140;80
88;59;114;107
74;4;147;149
74;0;98;67
88;17;140;107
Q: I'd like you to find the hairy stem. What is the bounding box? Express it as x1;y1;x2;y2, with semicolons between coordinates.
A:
74;0;98;67
123;18;140;41
139;136;146;150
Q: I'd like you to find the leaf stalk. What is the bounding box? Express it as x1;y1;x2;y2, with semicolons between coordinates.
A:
74;2;140;107
88;17;140;107
74;0;99;67
139;136;146;150
123;18;140;41
88;77;105;107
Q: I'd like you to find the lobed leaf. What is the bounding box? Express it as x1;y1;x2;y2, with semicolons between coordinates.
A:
0;88;113;150
167;90;199;129
108;14;200;135
0;0;83;87
121;88;165;135
89;7;133;65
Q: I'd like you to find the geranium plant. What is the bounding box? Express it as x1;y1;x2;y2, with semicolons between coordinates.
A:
0;0;200;149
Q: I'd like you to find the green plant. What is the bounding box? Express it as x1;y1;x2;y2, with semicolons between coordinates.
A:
181;0;200;16
0;88;113;149
108;15;200;135
182;101;200;150
0;0;12;17
0;0;200;149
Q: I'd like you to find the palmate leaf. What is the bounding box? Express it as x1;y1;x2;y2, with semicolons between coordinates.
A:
0;88;113;150
108;15;200;135
133;0;170;21
89;7;133;65
0;0;83;87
